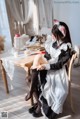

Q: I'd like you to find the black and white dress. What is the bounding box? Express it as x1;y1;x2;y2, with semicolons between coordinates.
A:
39;36;73;117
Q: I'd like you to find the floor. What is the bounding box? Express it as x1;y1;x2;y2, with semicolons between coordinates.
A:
0;66;80;119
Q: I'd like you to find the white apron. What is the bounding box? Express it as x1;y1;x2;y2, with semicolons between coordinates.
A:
41;38;71;114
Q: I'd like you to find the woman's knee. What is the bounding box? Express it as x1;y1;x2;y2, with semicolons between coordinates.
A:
32;54;42;67
34;54;42;61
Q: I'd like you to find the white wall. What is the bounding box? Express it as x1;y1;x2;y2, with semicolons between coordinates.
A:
53;0;80;45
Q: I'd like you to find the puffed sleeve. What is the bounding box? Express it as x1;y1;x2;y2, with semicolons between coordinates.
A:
44;43;75;70
50;48;72;70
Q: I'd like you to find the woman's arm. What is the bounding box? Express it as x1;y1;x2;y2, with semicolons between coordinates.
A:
43;48;76;70
44;50;51;60
50;51;71;70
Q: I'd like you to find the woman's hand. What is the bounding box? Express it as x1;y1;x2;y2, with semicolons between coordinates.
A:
37;64;45;70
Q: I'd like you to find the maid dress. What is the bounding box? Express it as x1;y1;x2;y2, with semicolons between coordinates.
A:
39;36;73;118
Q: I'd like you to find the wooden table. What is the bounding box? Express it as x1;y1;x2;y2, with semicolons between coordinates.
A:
0;55;35;105
14;55;35;75
14;55;36;105
0;55;35;92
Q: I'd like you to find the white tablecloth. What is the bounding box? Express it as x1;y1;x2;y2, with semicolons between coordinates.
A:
0;49;27;79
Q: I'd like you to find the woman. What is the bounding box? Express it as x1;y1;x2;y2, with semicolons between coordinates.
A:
25;20;74;118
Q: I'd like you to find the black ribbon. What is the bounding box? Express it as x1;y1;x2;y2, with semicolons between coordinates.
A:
52;41;64;49
52;41;58;49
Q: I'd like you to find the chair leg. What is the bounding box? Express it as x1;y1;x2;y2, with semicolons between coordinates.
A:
69;84;75;113
70;92;75;113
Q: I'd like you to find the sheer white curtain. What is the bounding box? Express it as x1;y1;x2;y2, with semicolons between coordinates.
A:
7;0;32;24
44;0;54;28
0;0;12;50
35;0;54;29
34;0;54;35
7;0;54;35
7;0;39;35
35;0;47;28
0;7;2;34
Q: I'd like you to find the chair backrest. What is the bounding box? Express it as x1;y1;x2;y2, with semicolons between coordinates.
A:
68;53;77;82
66;53;77;113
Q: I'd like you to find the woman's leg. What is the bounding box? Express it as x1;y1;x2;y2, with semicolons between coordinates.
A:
28;86;40;114
28;86;43;117
25;71;47;117
31;54;48;69
27;76;41;113
25;69;39;101
40;70;47;88
25;54;47;101
32;70;48;117
32;91;43;117
25;55;48;116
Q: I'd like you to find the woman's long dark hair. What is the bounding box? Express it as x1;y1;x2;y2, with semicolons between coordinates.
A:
60;21;72;45
52;21;72;45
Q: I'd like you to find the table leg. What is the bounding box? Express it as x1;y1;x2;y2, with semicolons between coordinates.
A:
0;60;9;94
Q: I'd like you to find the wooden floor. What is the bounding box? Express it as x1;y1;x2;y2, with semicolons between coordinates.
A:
0;66;80;119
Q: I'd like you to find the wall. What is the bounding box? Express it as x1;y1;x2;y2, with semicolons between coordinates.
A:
53;0;80;45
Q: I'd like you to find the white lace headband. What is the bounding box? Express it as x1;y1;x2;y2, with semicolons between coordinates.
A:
53;19;66;37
